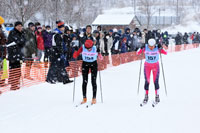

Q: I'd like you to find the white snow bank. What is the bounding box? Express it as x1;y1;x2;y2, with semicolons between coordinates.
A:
0;48;200;133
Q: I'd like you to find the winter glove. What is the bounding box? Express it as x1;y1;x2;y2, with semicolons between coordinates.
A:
158;43;163;49
73;51;78;59
140;44;145;49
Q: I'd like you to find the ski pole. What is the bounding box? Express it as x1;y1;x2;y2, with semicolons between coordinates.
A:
73;59;77;102
137;50;143;95
160;53;167;96
99;69;103;103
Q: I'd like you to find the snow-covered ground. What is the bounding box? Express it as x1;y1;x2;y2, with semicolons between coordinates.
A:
0;48;200;133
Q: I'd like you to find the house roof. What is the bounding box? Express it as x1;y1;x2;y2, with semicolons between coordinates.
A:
92;14;135;26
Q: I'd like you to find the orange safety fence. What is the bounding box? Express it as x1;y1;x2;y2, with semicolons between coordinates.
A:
0;44;199;94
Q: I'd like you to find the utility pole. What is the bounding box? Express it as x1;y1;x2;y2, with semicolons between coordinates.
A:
55;0;58;22
176;0;179;24
134;0;136;14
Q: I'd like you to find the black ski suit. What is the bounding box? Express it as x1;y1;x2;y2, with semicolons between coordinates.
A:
73;45;99;99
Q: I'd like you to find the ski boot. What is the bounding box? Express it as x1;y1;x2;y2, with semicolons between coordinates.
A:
155;95;160;103
63;79;73;84
81;98;87;104
91;98;96;104
140;94;148;107
143;94;149;104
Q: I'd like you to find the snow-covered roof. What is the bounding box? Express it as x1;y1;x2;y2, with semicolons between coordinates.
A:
92;14;135;26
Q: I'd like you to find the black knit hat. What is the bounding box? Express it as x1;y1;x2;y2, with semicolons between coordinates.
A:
28;22;35;27
35;22;41;26
14;21;23;27
46;25;51;29
56;20;62;24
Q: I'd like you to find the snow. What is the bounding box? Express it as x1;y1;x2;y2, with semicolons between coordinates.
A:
103;7;177;17
103;7;134;15
92;14;135;25
93;7;178;26
0;48;200;133
162;21;200;34
163;11;200;34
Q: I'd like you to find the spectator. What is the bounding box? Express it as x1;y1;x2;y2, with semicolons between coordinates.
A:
70;34;80;60
35;26;44;61
190;32;196;43
99;32;105;55
122;27;131;40
175;32;182;45
63;25;72;60
0;16;7;88
97;25;102;32
46;21;73;84
7;21;25;90
112;30;121;54
141;31;146;45
42;25;53;63
93;30;100;53
194;32;200;43
24;22;37;80
183;32;189;44
162;31;169;47
131;31;140;51
35;22;41;31
80;25;94;45
105;29;113;55
120;37;127;53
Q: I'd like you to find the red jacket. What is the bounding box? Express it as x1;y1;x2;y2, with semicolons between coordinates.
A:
35;31;44;50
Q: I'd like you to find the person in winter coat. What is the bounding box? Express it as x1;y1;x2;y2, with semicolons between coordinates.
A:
73;40;103;105
93;30;100;53
46;21;73;84
42;25;53;63
162;31;169;47
106;29;114;54
137;39;167;104
112;33;121;54
80;25;94;45
120;37;127;53
175;32;182;45
24;22;37;79
190;32;196;43
99;32;105;55
143;29;148;44
70;34;80;61
194;32;200;43
130;31;140;51
122;28;131;41
63;26;72;61
35;26;44;61
0;16;7;88
7;21;26;90
183;32;189;44
141;31;146;45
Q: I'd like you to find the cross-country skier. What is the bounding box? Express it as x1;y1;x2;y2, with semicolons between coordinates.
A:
73;40;103;105
137;38;167;104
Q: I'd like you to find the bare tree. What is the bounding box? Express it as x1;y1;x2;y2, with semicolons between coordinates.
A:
138;0;159;29
2;0;46;25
